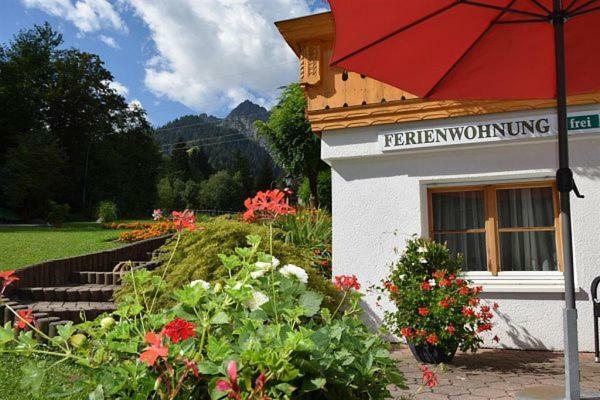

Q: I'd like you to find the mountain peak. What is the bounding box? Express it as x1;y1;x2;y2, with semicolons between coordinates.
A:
226;100;268;121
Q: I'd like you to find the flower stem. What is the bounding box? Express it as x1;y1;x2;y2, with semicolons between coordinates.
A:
149;232;181;314
332;291;348;319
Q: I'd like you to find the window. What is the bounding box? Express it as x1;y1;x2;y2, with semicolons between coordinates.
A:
428;182;562;274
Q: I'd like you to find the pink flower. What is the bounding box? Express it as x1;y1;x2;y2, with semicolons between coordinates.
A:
216;360;241;399
172;210;196;232
152;209;163;221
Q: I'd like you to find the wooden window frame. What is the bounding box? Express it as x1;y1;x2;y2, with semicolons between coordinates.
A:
427;181;563;275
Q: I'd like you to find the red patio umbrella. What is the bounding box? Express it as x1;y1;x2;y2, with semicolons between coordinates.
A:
328;1;600;399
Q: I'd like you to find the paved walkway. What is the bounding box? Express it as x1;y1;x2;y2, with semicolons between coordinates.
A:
391;347;600;399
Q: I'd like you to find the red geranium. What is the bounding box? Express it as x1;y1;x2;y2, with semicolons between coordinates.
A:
14;309;34;330
333;275;361;291
383;281;398;293
438;278;452;287
172;210;196;232
458;286;470;296
426;333;439;345
0;270;19;295
161;318;196;343
438;298;451;309
446;324;456;335
243;189;296;222
420;281;431;291
139;332;169;367
421;365;439;388
461;307;475;317
432;270;445;279
418;307;429;316
400;327;414;338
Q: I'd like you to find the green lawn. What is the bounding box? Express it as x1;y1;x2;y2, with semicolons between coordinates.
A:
0;222;126;270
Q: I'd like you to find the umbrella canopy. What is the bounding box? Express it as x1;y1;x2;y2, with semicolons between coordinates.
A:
329;1;600;399
329;0;600;100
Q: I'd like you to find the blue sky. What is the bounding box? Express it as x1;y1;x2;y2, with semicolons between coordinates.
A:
1;0;329;127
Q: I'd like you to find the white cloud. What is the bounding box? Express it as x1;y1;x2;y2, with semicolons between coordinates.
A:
99;34;120;49
106;80;129;97
126;0;314;114
21;0;127;33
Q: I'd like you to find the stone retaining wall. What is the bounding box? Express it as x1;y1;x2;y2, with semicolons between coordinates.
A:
8;235;170;291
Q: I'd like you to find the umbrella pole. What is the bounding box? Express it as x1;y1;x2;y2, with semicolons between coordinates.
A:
553;1;581;399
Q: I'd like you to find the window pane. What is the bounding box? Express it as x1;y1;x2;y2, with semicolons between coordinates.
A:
500;231;558;271
497;187;554;228
434;233;487;271
432;191;485;231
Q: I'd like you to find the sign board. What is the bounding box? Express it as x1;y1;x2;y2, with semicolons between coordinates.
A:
379;111;600;152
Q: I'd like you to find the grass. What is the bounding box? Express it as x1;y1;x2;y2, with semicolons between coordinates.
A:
0;222;126;270
0;353;90;399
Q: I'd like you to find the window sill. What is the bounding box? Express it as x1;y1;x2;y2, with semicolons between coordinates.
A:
463;271;574;293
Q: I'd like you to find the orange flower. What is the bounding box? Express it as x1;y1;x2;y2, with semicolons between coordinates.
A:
432;270;445;279
446;324;456;335
461;307;475;317
400;327;414;338
439;278;452;287
438;298;451;309
0;270;19;294
383;281;398;294
458;286;470;296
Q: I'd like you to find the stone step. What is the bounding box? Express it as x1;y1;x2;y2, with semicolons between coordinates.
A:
24;301;117;323
73;271;125;285
18;284;118;303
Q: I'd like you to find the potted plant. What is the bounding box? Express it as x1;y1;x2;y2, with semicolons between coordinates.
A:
379;237;498;364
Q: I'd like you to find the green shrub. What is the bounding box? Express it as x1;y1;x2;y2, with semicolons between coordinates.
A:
96;200;118;223
298;169;331;210
115;217;340;310
46;201;70;227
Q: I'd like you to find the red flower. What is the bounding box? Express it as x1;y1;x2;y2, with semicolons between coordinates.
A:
418;307;430;316
477;323;493;333
432;270;445;279
172;210;196;232
243;189;296;222
333;275;361;291
455;278;465;287
473;286;484;294
493;302;500;310
448;273;456;281
446;324;456;335
421;281;431;291
458;286;470;296
468;297;480;306
14;309;34;330
161;318;196;343
0;270;19;295
415;329;427;337
426;333;439;345
438;298;451;309
400;327;414;339
254;372;267;393
383;281;398;294
461;307;475;317
421;365;439;388
480;305;491;313
439;278;452;287
216;360;241;399
139;332;169;367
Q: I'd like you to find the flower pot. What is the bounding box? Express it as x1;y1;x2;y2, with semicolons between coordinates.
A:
409;342;458;364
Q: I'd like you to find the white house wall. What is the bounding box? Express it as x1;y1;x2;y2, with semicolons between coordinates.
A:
324;105;600;351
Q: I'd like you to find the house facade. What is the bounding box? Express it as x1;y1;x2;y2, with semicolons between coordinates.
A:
277;12;600;351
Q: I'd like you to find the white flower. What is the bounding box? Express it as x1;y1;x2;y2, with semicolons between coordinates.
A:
419;257;428;264
245;291;269;311
255;261;273;271
190;279;210;290
279;264;308;284
399;274;406;281
250;269;267;279
271;256;280;268
417;246;428;254
428;279;437;287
